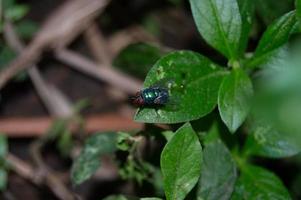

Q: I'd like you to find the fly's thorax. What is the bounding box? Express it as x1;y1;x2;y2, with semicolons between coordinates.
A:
142;87;169;105
142;88;158;103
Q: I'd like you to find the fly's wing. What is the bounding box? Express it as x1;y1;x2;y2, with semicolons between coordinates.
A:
163;94;182;111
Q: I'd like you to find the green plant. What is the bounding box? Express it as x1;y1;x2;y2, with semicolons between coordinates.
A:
71;0;301;199
0;0;38;81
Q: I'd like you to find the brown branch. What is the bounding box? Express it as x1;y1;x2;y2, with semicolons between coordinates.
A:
83;22;138;118
29;138;75;200
7;153;74;200
55;49;142;94
107;25;158;55
0;0;110;89
3;21;74;118
84;23;112;65
0;114;143;137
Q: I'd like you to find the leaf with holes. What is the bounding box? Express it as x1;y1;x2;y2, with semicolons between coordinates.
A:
71;133;117;185
135;51;227;124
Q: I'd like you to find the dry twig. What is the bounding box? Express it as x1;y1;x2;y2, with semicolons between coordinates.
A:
55;48;142;94
0;0;110;89
84;23;112;65
3;21;74;118
7;153;74;200
0;114;143;137
107;25;158;55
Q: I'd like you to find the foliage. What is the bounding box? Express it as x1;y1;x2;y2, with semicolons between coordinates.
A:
71;133;117;185
0;0;38;81
1;0;300;199
69;0;301;199
161;123;202;200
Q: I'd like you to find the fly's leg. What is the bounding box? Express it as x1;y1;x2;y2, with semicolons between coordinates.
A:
154;108;161;118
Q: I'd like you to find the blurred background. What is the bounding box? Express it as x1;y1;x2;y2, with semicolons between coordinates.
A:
0;0;301;199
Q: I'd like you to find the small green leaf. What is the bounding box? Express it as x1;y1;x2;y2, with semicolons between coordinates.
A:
116;132;133;151
237;0;255;55
161;123;202;200
197;134;237;200
231;165;291;200
113;43;164;78
5;5;29;21
135;51;227;124
218;68;253;133
15;20;38;39
57;130;73;156
71;133;117;185
0;46;16;67
247;11;297;68
244;122;300;158
0;168;7;191
189;0;242;59
0;134;7;160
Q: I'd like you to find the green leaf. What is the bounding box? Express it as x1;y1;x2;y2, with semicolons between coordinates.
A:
247;11;297;68
135;51;227;124
57;130;73;156
231;165;291;200
15;20;38;39
71;133;117;185
161;123;202;200
0;134;7;160
256;0;294;25
5;5;29;21
297;0;301;22
113;43;164;78
237;0;255;55
3;0;15;10
116;132;133;151
0;46;16;67
218;68;253;133
244;122;301;158
0;168;7;191
197;135;237;200
189;0;242;59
